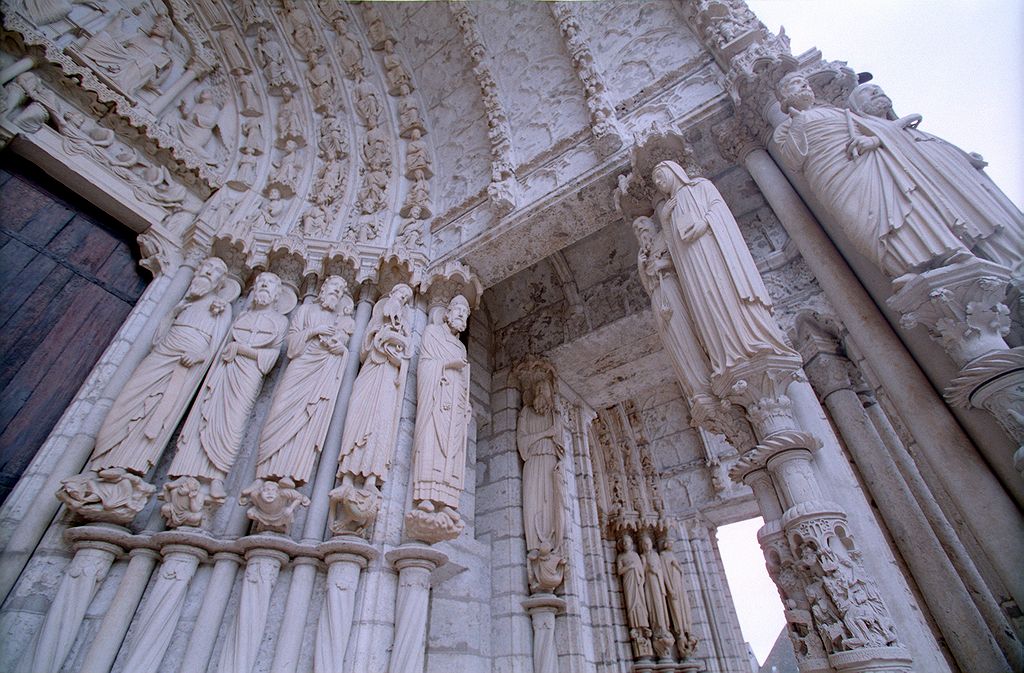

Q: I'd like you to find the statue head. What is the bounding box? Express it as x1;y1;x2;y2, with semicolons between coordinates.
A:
633;216;658;247
776;73;815;113
188;257;228;298
532;379;554;415
619;534;635;553
391;283;414;306
445;295;470;333
640;532;654;552
848;83;893;119
260;479;280;503
319;275;348;310
659;537;673;552
652;160;694;196
252;272;282;307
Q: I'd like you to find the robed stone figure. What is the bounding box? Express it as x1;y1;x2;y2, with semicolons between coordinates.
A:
93;257;232;476
330;284;414;535
773;73;970;280
256;276;355;485
847;82;1024;274
618;533;653;659
166;272;289;509
517;377;566;593
660;538;698;659
652;160;797;377
641;532;675;659
406;295;472;543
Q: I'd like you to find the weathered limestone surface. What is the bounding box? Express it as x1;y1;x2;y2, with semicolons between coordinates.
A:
0;2;1019;673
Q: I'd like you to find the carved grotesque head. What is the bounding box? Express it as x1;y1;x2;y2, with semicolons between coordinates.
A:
848;83;893;119
189;257;228;298
252;272;282;307
777;73;816;113
445;295;470;333
319;275;348;310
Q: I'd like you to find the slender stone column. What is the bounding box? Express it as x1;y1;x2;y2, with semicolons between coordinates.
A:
523;594;566;673
0;259;188;601
736;143;1024;604
797;317;1022;671
270;283;377;673
78;546;160;673
177;551;242;673
16;534;122;673
120;542;208;672
218;545;290;673
314;538;377;673
386;545;448;673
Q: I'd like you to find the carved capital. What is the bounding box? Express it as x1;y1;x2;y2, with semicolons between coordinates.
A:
712;118;761;165
712;354;804;438
945;347;1024;461
887;256;1012;366
421;259;482;311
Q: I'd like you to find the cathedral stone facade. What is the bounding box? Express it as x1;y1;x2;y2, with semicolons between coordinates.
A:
0;2;1021;673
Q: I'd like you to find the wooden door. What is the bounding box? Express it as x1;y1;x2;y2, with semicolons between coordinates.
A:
0;153;148;503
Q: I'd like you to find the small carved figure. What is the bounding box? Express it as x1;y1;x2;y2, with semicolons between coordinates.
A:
307;60;336;112
238;76;263;117
240;118;264;156
255;27;293;94
405;129;432;179
239;477;310;534
176;89;221;159
276;88;305;148
383;40;413;96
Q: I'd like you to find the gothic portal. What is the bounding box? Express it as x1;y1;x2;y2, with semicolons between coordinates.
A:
0;2;1021;673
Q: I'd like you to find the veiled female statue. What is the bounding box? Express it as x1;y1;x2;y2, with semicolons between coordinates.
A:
633;216;713;399
652;160;797;377
847;82;1024;273
517;374;565;593
167;272;289;504
660;537;698;658
406;296;472;542
773;73;970;279
640;532;674;658
333;284;414;526
256;276;355;485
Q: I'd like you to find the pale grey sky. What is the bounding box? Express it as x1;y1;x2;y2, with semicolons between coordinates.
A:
716;3;1023;666
748;0;1024;208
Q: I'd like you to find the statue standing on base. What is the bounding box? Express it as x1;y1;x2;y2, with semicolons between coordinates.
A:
405;295;472;544
58;257;233;525
163;272;291;527
329;284;414;536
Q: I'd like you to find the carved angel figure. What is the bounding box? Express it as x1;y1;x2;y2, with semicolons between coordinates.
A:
256;276;355;485
165;272;289;517
653;160;798;377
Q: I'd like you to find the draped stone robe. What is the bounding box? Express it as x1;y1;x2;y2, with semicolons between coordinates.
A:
169;308;288;482
618;545;650;632
409;320;471;509
774;105;969;278
336;309;411;482
90;294;231;475
517;403;565;558
256;303;355;484
658;171;797;377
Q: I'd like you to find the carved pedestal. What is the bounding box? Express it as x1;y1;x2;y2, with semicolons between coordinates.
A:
386;544;448;673
121;542;207;672
314;536;377;673
217;543;290;673
522;593;565;673
888;257;1023;467
17;528;122;673
722;358;912;673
